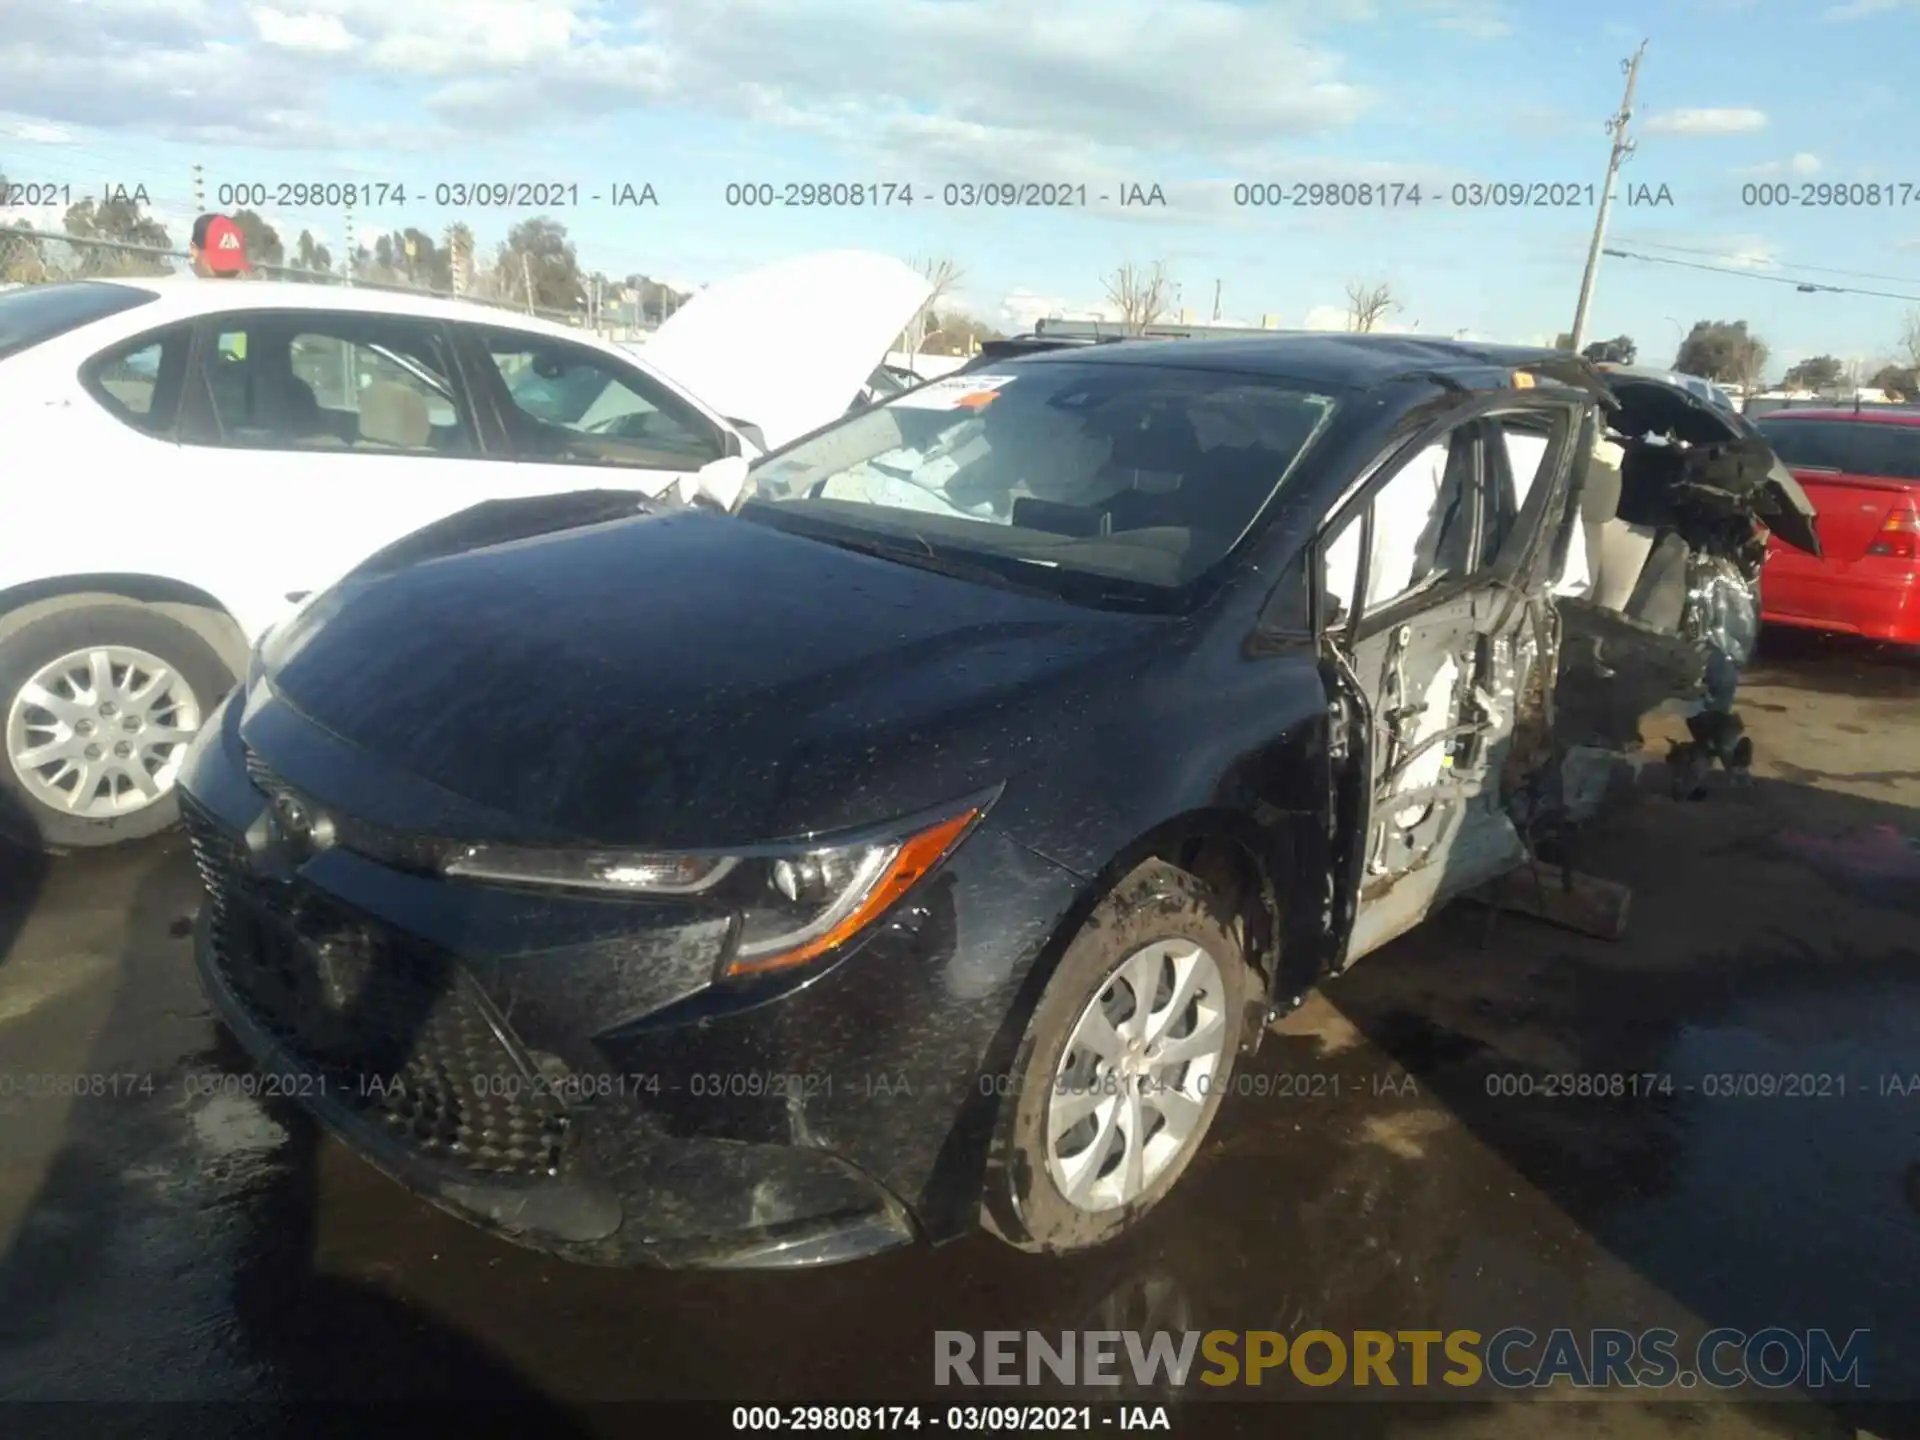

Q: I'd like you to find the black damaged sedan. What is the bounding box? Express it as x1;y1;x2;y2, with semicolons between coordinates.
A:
179;335;1817;1267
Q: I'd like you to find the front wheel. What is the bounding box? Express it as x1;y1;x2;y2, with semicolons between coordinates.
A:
0;603;235;852
981;859;1253;1254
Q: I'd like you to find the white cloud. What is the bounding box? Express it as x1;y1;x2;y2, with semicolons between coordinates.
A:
997;290;1068;331
1619;231;1784;272
1302;305;1349;330
250;7;358;52
0;0;1393;163
1823;0;1903;17
1735;152;1821;177
0;118;74;143
1405;0;1512;37
1643;107;1767;136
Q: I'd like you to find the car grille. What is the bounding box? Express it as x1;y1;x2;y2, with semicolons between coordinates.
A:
183;797;570;1181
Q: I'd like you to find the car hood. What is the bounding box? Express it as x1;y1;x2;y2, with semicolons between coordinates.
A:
258;507;1157;849
638;251;933;453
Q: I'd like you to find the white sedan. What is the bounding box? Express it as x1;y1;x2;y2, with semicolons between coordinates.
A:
0;251;931;851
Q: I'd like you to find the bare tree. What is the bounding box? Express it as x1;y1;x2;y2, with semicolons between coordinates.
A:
1343;279;1400;333
1104;261;1173;335
906;256;965;354
1900;306;1920;372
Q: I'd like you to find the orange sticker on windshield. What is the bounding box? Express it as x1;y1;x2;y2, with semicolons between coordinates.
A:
893;374;1016;410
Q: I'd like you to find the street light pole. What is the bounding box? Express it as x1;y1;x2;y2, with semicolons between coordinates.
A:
1569;40;1647;354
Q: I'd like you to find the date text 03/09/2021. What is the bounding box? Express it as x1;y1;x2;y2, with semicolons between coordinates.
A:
728;1404;1171;1433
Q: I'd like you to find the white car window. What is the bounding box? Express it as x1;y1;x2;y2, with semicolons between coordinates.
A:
292;333;459;428
187;314;476;456
482;330;725;472
82;322;194;436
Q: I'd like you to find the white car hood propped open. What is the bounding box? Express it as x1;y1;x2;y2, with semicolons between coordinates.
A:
639;250;934;454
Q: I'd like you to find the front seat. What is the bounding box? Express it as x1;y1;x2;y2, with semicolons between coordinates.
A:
1582;435;1663;614
357;383;432;450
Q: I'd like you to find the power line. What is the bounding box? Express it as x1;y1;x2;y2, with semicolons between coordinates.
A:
1601;245;1920;302
1620;237;1920;287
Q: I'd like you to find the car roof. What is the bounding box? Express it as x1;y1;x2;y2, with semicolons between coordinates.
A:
1003;331;1577;388
1753;407;1920;427
74;276;588;341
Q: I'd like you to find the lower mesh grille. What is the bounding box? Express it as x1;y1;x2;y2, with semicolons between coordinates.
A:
183;798;569;1180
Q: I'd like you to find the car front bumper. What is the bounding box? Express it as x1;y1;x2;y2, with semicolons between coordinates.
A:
180;688;1085;1269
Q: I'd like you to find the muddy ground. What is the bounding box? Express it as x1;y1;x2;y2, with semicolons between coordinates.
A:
0;628;1914;1438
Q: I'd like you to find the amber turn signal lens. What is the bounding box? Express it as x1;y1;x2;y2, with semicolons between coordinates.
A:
723;808;981;976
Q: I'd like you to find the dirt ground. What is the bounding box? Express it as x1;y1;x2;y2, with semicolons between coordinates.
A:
0;627;1914;1439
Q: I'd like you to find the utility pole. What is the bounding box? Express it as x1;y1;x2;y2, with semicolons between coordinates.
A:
1569;40;1646;354
343;203;355;286
1212;278;1222;322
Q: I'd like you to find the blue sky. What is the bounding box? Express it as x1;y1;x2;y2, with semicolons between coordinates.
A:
4;0;1918;375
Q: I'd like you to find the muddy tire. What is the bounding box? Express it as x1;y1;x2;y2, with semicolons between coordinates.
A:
981;858;1252;1254
0;603;234;853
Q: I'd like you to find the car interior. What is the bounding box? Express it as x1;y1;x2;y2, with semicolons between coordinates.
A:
1570;380;1779;637
197;324;469;454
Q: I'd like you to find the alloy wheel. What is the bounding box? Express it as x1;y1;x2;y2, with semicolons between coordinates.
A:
1045;938;1230;1213
5;645;204;818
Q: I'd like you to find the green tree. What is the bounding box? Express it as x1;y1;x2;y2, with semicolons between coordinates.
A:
1782;354;1846;391
496;217;582;313
621;272;690;323
229;208;284;268
1870;363;1917;398
61;194;172;276
0;167;44;283
1675;320;1770;391
290;229;334;276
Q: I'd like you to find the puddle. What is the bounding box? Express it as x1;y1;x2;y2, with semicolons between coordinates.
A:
1595;982;1920;1396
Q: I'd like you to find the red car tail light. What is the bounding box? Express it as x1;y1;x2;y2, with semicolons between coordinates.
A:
1866;498;1920;560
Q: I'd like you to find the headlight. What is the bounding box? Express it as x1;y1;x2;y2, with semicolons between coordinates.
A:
441;807;981;977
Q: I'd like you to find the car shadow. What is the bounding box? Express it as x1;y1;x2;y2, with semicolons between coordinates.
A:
1311;766;1920;1437
0;792;51;972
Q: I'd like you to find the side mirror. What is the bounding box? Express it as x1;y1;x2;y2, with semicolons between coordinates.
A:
688;454;751;512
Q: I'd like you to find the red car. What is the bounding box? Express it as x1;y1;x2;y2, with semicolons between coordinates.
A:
1752;407;1920;644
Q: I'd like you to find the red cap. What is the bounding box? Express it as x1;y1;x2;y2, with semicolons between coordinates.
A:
197;215;247;273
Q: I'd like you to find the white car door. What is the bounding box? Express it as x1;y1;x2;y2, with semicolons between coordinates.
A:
166;307;548;640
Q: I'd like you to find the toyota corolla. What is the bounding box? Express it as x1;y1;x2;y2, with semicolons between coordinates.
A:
177;336;1817;1268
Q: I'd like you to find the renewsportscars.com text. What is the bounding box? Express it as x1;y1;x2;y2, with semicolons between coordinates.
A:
934;1328;1871;1391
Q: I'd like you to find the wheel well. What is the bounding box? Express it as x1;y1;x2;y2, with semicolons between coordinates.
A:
1073;817;1283;999
0;575;250;683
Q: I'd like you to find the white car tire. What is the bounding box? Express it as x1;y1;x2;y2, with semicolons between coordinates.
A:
0;602;236;853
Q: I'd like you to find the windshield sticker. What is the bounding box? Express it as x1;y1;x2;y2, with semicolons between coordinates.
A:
891;374;1018;410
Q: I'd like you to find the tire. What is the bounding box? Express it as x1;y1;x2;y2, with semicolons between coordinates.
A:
0;602;236;853
981;858;1254;1254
